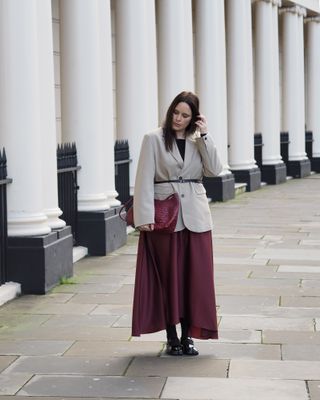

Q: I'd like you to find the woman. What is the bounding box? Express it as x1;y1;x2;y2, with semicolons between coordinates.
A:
131;91;222;356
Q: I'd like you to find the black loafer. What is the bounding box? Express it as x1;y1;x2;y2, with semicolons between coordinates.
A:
181;337;199;356
166;338;183;356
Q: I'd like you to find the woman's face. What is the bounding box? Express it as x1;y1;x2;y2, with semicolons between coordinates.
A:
172;102;192;133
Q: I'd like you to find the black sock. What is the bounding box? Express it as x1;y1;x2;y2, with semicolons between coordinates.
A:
166;324;178;341
180;318;189;340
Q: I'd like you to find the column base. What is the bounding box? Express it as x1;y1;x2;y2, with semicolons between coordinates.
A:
230;167;261;192
287;159;311;178
77;206;127;256
7;226;73;294
261;163;287;184
311;157;320;172
203;174;235;202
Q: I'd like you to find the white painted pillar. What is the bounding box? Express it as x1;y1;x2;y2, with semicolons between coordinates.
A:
60;0;118;210
226;0;256;171
157;0;194;122
0;0;51;236
272;0;281;160
38;0;65;228
305;17;320;160
194;0;229;173
280;6;307;162
115;0;158;188
254;0;283;165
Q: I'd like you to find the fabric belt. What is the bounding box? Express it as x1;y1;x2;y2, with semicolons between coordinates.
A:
154;178;202;184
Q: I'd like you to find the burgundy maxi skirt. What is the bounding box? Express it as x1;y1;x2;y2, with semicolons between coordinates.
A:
132;229;218;340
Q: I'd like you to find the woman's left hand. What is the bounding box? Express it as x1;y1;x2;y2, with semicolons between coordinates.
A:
137;224;154;231
195;114;208;134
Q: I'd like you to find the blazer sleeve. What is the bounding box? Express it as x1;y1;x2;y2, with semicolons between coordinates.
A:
195;134;223;177
133;134;156;227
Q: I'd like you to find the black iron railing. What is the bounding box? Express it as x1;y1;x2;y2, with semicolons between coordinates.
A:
305;131;313;160
57;143;80;244
115;140;131;204
0;148;12;285
254;133;263;169
280;132;290;164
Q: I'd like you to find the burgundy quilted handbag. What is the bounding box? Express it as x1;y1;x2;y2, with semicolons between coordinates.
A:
119;193;179;233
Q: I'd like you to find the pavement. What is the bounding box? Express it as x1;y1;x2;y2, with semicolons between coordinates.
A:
1;175;320;400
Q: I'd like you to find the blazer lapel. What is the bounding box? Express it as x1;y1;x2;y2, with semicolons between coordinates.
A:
183;137;195;169
169;139;184;167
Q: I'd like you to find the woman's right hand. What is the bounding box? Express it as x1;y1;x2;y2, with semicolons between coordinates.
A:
137;224;155;231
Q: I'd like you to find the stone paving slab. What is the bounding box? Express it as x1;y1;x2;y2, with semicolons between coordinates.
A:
192;343;281;360
302;280;320;288
281;296;320;308
251;270;320;280
0;373;32;395
0;326;131;341
67;293;132;305
18;375;166;398
41;314;120;328
263;330;320;344
282;344;320;361
131;329;262;344
229;359;320;380
0;398;162;400
74;275;127;285
89;305;132;316
219;316;314;331
161;377;308;400
219;304;320;318
64;341;164;358
0;293;74;306
214;264;278;272
2;303;97;316
0;356;17;372
126;356;229;377
216;277;300;288
52;283;122;294
112;314;132;328
0;315;51;331
215;285;319;297
279;265;320;273
214;257;267;265
3;355;131;376
269;259;320;266
308;381;320;400
0;340;73;356
216;295;279;307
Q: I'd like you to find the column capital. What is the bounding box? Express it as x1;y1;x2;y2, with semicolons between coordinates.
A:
279;6;306;17
305;16;320;24
252;0;281;7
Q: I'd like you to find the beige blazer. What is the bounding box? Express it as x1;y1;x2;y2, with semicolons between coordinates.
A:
133;127;223;232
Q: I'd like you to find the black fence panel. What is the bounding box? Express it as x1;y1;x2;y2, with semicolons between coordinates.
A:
254;133;263;169
57;143;80;245
280;132;290;164
0;148;12;285
305;131;313;160
115;140;131;204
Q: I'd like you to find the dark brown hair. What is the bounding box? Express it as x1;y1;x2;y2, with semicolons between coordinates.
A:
162;91;200;151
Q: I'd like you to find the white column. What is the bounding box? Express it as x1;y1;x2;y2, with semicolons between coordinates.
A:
157;0;194;121
60;0;117;211
226;0;256;171
0;0;51;236
272;0;281;160
115;0;158;188
194;0;229;174
38;0;65;228
305;17;320;159
254;0;283;165
280;6;307;161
